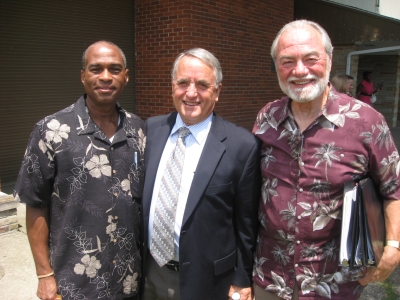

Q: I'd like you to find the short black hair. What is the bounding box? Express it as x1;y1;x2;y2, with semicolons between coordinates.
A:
363;71;372;79
82;41;127;70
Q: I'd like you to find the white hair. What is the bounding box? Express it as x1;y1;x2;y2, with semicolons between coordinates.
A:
270;20;333;62
171;48;223;88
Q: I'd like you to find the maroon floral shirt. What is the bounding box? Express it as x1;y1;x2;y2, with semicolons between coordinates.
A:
252;87;400;300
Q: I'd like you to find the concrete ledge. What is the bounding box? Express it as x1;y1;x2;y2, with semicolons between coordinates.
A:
0;208;17;218
0;192;19;236
0;193;19;212
0;193;14;203
0;192;19;214
0;215;18;227
0;223;18;234
0;201;19;212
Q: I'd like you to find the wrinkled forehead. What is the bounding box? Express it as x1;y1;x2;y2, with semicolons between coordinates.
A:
176;56;216;79
277;27;325;55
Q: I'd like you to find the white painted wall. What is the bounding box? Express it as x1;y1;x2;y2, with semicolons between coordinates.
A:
379;0;400;20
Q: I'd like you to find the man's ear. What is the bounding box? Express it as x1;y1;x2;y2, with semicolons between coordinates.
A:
81;69;85;84
215;83;222;102
125;69;129;85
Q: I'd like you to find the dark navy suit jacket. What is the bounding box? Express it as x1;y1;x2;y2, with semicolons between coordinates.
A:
142;112;260;300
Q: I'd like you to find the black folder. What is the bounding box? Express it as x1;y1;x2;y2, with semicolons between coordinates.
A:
339;177;385;267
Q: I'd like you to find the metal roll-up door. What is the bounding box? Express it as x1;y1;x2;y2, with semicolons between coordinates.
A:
0;1;135;189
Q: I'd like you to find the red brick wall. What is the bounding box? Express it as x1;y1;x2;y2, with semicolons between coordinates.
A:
135;0;294;130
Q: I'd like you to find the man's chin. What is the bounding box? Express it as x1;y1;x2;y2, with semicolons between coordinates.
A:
86;94;118;106
180;105;199;115
287;85;327;103
290;95;315;103
280;76;329;104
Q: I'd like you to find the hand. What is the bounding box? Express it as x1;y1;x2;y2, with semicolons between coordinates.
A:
228;285;252;300
358;246;400;286
37;276;58;300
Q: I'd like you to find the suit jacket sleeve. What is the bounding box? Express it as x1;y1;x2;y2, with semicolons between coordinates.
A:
232;138;261;287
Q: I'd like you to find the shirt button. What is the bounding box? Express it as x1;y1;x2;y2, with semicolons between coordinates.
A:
299;188;303;192
113;239;117;243
300;162;305;167
113;170;117;174
295;264;299;267
296;240;301;244
340;153;344;157
113;260;116;264
115;216;118;220
297;215;301;220
114;192;118;197
111;147;114;151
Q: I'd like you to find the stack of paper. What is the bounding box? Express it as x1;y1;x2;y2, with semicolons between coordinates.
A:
339;178;385;267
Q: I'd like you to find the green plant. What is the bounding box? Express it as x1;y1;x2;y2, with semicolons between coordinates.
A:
376;281;399;300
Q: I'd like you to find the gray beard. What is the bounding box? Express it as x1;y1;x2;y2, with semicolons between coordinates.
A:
279;72;330;103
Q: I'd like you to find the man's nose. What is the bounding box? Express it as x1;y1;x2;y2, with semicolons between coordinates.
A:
99;69;112;81
293;61;309;77
186;83;198;97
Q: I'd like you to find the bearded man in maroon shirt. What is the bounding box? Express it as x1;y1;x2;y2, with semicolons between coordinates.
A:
252;20;400;300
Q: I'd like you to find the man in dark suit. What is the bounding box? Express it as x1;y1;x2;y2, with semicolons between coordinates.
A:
142;48;260;300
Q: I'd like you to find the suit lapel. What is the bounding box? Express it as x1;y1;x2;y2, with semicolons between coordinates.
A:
181;114;227;227
143;113;176;217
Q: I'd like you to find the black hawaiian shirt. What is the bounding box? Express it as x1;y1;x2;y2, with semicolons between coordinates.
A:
14;95;146;300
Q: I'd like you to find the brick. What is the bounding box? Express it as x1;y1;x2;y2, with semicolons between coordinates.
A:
0;208;17;218
0;215;18;227
134;0;294;130
0;193;14;204
0;223;18;234
0;200;19;212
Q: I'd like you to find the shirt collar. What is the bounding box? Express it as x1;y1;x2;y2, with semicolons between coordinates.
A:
73;95;137;140
172;113;213;144
265;84;345;130
321;86;351;128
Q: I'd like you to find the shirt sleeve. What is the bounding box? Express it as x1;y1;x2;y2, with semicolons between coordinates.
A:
14;122;55;208
366;111;400;201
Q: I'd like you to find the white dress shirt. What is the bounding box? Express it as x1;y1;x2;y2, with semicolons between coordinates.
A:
148;113;212;261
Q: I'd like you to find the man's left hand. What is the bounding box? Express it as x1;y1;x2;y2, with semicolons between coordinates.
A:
358;245;400;286
228;285;252;300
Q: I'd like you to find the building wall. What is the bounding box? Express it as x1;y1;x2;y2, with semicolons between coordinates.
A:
134;0;294;130
357;55;400;127
330;0;400;20
396;57;400;125
326;45;400;127
330;44;359;95
329;0;377;13
295;0;400;44
0;1;136;186
379;0;400;20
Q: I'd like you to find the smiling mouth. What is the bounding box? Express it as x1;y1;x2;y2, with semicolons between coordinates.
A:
183;101;198;106
97;86;115;92
291;80;312;85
